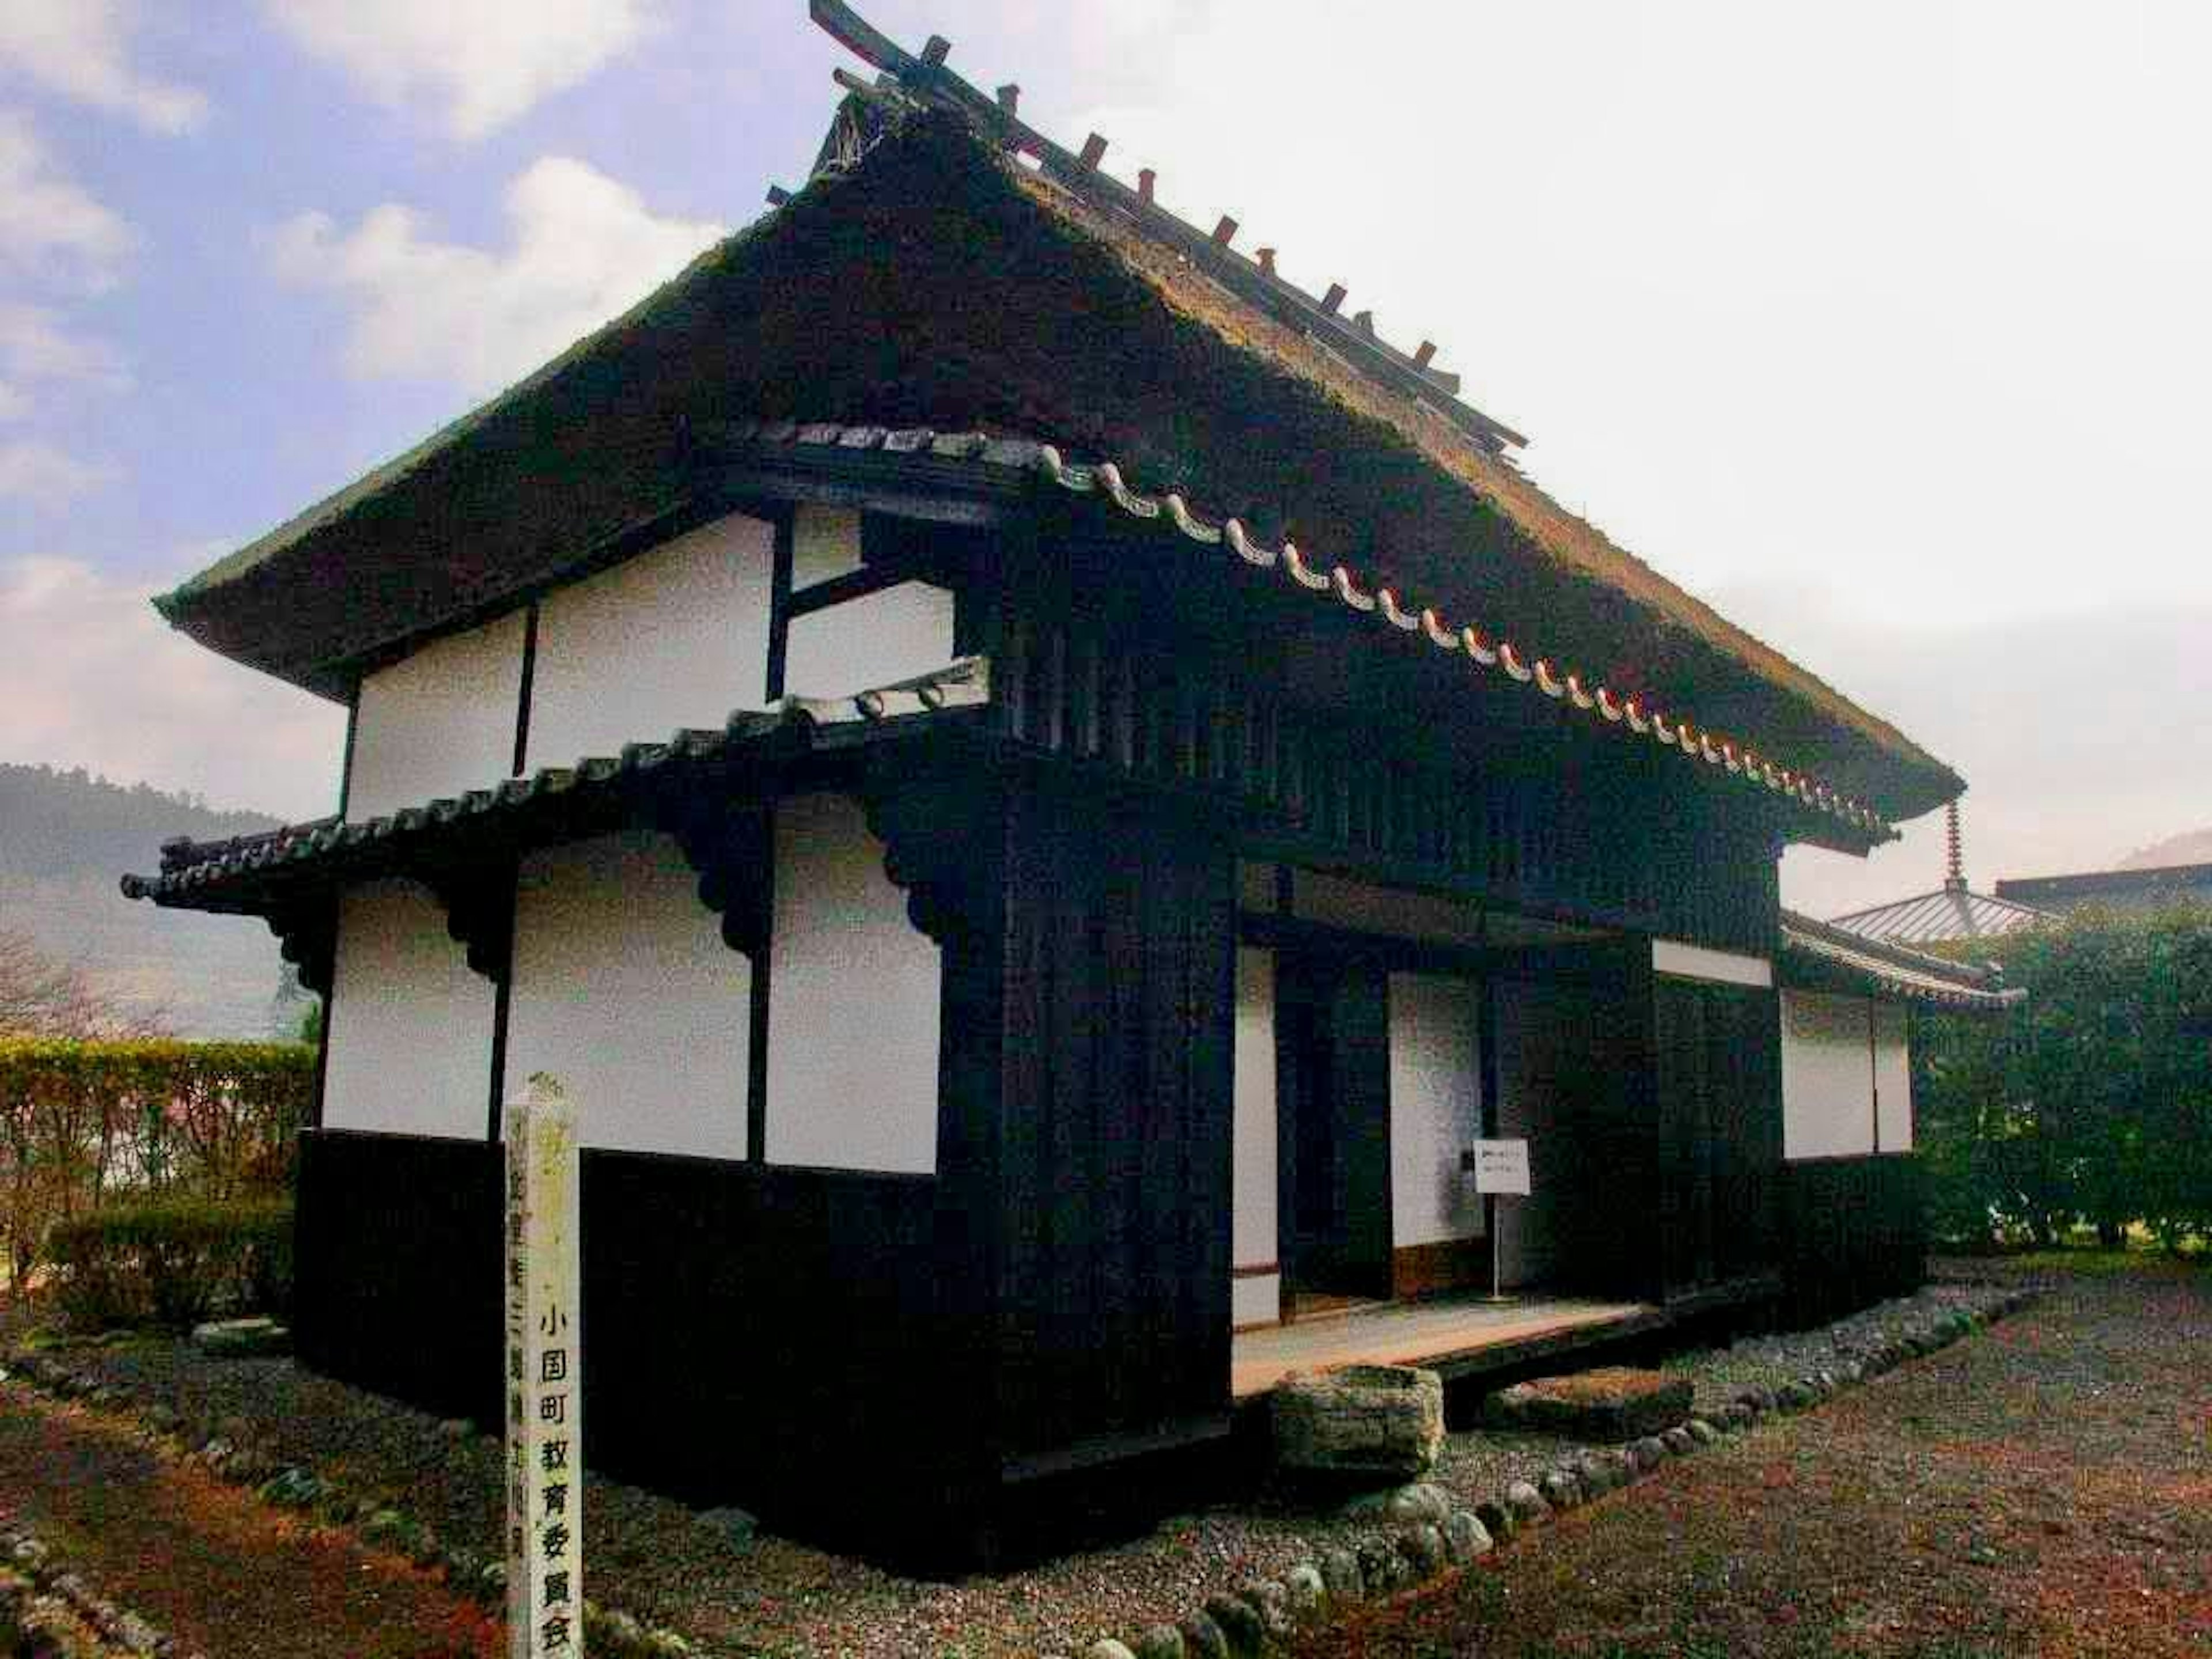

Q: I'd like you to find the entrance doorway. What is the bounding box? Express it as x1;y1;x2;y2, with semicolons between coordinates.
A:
1276;955;1392;1314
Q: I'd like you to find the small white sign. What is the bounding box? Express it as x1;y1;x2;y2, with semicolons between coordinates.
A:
1471;1138;1531;1196
504;1074;582;1658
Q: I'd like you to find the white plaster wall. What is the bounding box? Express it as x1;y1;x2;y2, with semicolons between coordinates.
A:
1388;972;1486;1249
1293;870;1487;949
1874;1002;1913;1152
1233;1276;1281;1328
321;879;495;1139
1781;989;1877;1160
346;612;525;821
766;793;941;1174
526;512;775;771
1490;979;1562;1287
783;581;956;702
1652;938;1774;988
1233;948;1280;1324
505;832;751;1159
790;505;863;589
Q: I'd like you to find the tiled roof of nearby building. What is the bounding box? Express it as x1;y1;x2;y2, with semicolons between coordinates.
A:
1825;881;2050;947
122;659;988;908
1779;908;2022;1012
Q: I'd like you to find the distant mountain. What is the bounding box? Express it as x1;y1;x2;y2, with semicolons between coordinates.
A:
0;763;302;1039
2119;827;2212;870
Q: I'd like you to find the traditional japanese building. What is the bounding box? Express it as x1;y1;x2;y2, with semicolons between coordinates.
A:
125;5;1983;1567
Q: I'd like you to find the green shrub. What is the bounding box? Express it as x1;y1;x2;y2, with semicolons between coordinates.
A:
0;1037;310;1288
48;1196;294;1331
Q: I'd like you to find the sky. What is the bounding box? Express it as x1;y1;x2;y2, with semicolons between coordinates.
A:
0;0;2206;919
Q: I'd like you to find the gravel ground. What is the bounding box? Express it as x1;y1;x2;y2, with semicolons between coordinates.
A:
1290;1256;2212;1658
0;1380;498;1659
19;1279;2018;1658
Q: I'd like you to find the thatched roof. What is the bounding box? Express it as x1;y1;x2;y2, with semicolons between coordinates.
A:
156;82;1960;823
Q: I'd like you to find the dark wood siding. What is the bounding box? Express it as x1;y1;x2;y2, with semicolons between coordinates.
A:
996;607;1785;957
293;1128;975;1568
994;782;1237;1461
1653;976;1783;1303
1780;1154;1925;1326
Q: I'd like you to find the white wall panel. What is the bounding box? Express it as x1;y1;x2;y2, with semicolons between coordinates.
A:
1233;1275;1282;1328
527;512;775;771
505;832;750;1160
766;793;940;1174
322;880;494;1139
1388;972;1486;1249
1233;949;1279;1304
1781;990;1877;1160
1874;1002;1913;1152
346;612;525;821
783;581;956;702
1652;938;1774;988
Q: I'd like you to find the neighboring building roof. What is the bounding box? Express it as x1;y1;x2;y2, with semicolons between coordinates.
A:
147;11;1960;829
1779;909;2022;1012
1825;880;2051;946
120;658;990;912
1995;861;2212;910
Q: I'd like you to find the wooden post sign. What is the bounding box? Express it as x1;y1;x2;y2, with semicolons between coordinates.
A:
503;1075;582;1657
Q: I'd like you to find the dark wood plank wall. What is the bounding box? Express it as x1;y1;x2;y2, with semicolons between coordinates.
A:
1779;1154;1926;1327
1512;941;1665;1302
995;611;1782;957
292;1128;974;1567
1652;976;1785;1304
992;780;1237;1463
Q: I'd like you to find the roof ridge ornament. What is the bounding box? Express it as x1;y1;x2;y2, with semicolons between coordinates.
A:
803;0;1522;451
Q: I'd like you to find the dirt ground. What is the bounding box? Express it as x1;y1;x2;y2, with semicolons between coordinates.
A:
1291;1257;2212;1659
0;1381;499;1659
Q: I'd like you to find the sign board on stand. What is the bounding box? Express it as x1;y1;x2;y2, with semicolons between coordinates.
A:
1471;1137;1531;1302
1471;1138;1531;1196
504;1074;582;1657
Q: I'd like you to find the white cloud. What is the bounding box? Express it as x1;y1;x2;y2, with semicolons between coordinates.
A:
0;302;130;417
0;109;135;291
263;0;654;139
0;440;113;505
266;156;725;396
0;0;206;134
0;556;344;821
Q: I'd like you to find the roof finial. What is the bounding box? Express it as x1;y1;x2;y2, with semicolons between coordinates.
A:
1945;798;1965;892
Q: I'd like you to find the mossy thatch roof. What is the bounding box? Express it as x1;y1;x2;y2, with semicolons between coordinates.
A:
158;104;1959;823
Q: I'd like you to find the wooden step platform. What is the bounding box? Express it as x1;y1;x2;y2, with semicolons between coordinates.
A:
1230;1293;1661;1400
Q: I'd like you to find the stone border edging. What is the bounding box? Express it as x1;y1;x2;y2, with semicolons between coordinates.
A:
0;1513;196;1659
0;1350;694;1659
1047;1287;2041;1659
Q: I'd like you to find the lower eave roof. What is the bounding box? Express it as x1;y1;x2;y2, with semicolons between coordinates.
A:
1780;908;2022;1012
123;659;988;911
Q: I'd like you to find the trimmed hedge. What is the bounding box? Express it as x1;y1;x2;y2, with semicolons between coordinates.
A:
48;1196;294;1330
0;1038;310;1289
